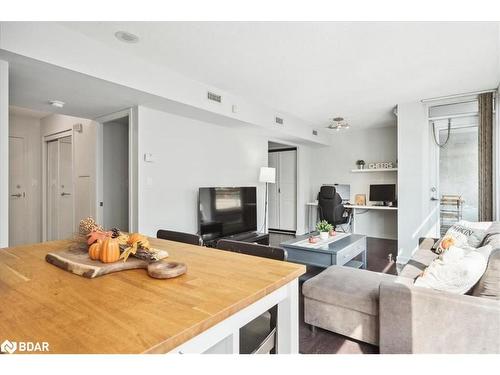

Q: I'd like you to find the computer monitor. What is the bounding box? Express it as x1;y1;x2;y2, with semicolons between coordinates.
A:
369;184;396;204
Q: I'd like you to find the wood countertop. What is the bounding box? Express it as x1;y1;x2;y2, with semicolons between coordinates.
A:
0;238;305;353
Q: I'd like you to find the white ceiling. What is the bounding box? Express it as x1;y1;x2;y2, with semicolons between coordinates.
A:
60;21;500;129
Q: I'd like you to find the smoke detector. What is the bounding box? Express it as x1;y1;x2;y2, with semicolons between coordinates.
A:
327;117;350;131
114;31;139;43
49;100;65;108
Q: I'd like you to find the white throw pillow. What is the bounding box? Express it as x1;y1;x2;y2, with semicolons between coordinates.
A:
415;245;491;294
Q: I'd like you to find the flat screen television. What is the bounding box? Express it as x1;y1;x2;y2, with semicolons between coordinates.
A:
198;187;257;241
369;184;396;204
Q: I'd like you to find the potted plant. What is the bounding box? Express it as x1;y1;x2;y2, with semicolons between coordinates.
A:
316;220;333;240
356;160;366;170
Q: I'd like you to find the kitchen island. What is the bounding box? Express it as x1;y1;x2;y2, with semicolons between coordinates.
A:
0;237;304;354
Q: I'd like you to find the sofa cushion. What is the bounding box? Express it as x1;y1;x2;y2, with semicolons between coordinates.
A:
302;266;398;316
472;249;500;300
481;222;500;248
399;247;438;279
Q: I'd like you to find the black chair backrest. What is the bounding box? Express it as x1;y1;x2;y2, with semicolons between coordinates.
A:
317;185;345;226
157;229;202;246
216;239;287;261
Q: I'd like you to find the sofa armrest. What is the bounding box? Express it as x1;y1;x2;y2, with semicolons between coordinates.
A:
379;281;500;353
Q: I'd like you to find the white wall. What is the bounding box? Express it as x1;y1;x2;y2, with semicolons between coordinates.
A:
40;113;97;238
137;106;269;237
9;112;42;244
0;60;8;247
397;102;439;263
310;127;398;239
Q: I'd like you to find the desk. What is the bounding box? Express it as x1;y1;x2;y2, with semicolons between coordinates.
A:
0;238;305;354
344;205;398;239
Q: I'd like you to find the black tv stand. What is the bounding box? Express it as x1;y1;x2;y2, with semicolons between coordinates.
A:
204;231;270;248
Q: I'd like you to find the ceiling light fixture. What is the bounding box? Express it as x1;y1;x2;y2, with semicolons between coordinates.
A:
49;100;65;108
114;31;139;43
326;117;350;131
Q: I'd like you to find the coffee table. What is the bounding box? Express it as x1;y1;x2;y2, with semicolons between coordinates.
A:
280;233;367;269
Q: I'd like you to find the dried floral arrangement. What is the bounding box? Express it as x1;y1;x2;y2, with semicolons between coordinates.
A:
77;217;168;264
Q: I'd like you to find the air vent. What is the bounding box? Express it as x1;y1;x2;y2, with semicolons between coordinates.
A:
207;91;222;103
275;116;284;125
312;130;318;136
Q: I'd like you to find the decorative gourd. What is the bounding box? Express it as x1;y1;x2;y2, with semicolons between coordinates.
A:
87;229;113;245
127;232;148;246
99;238;120;263
88;241;102;260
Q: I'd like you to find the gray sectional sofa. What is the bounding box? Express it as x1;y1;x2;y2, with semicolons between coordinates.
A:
302;222;500;354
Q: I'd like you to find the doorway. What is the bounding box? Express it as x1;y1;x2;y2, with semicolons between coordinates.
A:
268;141;297;233
98;113;130;231
46;132;74;241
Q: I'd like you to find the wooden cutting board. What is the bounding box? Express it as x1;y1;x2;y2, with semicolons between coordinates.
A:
45;246;186;279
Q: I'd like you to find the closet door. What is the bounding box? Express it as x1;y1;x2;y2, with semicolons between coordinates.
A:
268;152;279;229
278;150;297;231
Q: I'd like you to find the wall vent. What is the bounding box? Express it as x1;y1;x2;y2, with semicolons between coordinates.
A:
312;130;318;136
207;91;222;103
275;116;284;125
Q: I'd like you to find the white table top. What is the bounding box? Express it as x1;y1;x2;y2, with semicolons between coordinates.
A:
344;204;398;211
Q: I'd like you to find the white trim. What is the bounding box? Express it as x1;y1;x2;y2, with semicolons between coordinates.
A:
168;279;298;354
421;89;497;103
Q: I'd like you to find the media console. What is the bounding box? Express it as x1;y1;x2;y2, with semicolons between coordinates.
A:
203;231;270;248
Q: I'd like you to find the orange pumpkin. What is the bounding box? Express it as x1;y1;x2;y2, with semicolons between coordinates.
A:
127;232;147;246
88;241;102;260
99;238;120;263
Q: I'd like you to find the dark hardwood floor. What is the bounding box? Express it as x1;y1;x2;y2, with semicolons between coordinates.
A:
269;232;398;354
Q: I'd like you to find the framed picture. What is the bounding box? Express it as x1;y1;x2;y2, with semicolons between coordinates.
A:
355;194;366;205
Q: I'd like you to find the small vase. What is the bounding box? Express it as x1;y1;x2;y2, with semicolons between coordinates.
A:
358;164;364;170
319;231;329;241
329;229;336;237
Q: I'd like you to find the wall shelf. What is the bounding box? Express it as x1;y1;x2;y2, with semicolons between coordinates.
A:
350;168;398;173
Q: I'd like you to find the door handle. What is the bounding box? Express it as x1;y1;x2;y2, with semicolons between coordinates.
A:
10;193;22;198
430;197;439;201
61;192;71;196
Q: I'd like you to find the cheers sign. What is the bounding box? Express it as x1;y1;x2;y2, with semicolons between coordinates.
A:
368;161;395;169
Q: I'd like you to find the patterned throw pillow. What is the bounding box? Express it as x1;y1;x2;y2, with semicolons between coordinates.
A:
436;223;486;254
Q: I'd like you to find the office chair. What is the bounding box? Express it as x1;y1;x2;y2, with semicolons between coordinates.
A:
156;229;203;246
317;185;349;230
216;239;287;354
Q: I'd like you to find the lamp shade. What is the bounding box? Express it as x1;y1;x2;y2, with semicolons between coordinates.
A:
259;167;276;183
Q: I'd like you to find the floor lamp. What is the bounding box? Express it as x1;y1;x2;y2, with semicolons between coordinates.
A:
259;167;276;234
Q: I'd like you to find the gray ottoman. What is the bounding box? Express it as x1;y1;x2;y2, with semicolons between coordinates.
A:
303;265;398;345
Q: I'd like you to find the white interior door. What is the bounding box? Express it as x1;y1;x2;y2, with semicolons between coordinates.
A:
8;136;27;246
268;152;279;229
278;150;297;231
47;135;74;240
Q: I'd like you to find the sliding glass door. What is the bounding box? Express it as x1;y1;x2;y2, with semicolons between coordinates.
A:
430;101;479;235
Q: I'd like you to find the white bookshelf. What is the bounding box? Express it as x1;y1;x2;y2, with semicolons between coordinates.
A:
350;168;398;173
